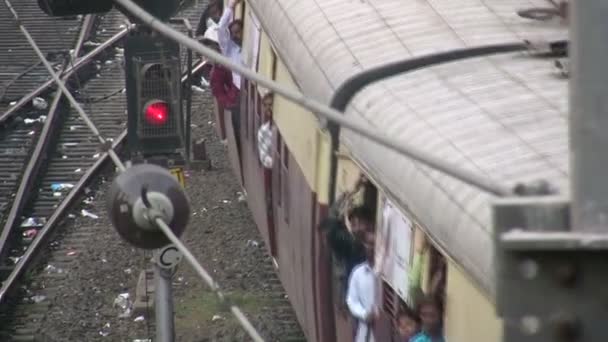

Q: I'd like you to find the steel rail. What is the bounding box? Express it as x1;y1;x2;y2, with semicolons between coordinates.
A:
114;0;510;196
4;0;126;172
0;13;96;262
0;27;132;125
0;131;127;304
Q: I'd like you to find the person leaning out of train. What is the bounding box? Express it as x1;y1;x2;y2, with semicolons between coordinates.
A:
410;296;446;342
201;27;239;110
257;91;274;169
218;0;244;89
346;229;380;342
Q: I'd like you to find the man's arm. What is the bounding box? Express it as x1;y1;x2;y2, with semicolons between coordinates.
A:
217;0;241;52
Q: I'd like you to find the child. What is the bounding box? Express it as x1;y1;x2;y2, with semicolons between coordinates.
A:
396;307;420;342
411;295;445;342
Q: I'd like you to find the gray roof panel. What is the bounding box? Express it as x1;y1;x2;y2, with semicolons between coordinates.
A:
248;0;568;296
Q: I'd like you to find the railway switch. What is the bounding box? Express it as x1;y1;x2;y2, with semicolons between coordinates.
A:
107;163;190;250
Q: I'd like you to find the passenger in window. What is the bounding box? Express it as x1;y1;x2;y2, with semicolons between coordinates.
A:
396;307;421;342
195;0;223;38
218;0;244;89
346;229;379;342
411;296;445;342
257;92;274;169
407;232;428;307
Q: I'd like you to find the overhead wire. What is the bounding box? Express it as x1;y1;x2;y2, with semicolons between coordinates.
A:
114;0;511;197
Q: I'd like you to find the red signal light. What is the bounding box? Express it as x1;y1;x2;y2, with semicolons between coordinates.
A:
144;101;169;126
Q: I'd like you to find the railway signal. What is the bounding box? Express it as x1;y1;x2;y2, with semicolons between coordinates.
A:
124;30;184;157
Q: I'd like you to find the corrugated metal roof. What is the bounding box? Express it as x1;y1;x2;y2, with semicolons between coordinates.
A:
249;0;568;295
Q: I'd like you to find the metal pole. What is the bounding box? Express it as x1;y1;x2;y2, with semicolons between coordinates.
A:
185;28;193;165
154;264;175;342
569;0;608;232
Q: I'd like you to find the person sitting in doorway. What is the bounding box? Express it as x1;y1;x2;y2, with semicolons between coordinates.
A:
257;92;274;169
201;27;240;149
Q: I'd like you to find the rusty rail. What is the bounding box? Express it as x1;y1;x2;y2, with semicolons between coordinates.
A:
0;27;132;125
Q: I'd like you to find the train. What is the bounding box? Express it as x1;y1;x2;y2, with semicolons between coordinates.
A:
202;0;568;341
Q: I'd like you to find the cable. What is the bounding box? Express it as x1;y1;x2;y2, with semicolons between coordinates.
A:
152;215;265;342
114;0;510;196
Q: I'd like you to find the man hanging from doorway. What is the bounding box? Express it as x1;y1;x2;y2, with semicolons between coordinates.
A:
217;0;245;161
218;0;244;89
200;27;238;148
346;228;379;342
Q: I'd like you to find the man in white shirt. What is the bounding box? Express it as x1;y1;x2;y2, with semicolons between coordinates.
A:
257;92;274;169
218;0;244;89
346;230;379;342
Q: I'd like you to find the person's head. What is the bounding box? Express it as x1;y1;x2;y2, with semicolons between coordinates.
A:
201;27;221;55
207;0;222;23
229;19;243;46
348;205;375;235
417;295;443;335
360;229;375;262
396;307;420;340
262;92;274;122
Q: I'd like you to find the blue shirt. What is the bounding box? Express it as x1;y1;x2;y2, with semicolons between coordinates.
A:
410;332;446;342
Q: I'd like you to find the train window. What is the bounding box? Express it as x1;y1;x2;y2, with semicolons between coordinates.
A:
281;142;288;169
248;82;256;143
427;245;447;316
241;80;249;139
281;141;290;224
239;0;245;20
362;180;378;221
271;48;277;80
383;281;399;322
275;133;282;206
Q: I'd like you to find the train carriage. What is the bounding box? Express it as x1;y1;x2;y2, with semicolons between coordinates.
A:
210;0;568;341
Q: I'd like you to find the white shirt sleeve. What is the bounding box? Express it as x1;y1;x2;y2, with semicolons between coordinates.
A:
217;7;233;54
346;267;371;321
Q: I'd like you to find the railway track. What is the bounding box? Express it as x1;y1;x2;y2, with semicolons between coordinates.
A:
0;1;305;341
0;5;131;340
0;2;211;339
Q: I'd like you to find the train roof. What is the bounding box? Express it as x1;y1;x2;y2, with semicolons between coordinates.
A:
248;0;568;296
